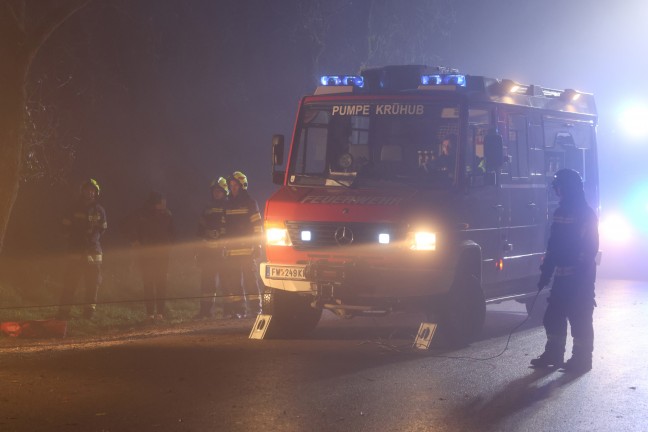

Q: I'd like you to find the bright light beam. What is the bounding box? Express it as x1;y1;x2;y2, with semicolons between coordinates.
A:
599;213;633;244
618;104;648;139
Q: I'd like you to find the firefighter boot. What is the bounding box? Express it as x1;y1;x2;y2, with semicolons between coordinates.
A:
562;339;593;373
530;334;566;368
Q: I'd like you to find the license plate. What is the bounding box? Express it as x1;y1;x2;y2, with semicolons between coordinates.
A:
266;265;306;280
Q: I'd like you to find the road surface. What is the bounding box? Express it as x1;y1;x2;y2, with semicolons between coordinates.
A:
1;279;646;431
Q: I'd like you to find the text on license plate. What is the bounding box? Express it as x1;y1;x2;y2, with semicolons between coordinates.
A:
266;265;306;280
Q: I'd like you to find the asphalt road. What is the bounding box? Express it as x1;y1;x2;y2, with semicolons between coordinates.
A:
1;279;646;432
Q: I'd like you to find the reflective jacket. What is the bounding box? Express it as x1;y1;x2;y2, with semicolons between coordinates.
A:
225;191;263;256
62;200;107;255
198;198;228;246
540;196;599;286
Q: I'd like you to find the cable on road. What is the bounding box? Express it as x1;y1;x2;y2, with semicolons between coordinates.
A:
359;288;544;362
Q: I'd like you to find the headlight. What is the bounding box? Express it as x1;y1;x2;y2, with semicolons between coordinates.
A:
408;231;437;251
265;221;292;246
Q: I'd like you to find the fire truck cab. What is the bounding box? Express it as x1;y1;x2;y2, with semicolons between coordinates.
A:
261;65;598;342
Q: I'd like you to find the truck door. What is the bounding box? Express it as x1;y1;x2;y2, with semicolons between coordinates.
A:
462;107;503;292
543;116;599;228
500;112;545;287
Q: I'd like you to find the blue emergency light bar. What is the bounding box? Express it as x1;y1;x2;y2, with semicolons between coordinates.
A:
421;74;466;87
320;75;365;88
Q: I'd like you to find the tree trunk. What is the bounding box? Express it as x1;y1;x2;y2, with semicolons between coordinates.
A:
0;55;29;253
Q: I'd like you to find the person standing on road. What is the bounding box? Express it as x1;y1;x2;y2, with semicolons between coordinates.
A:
195;177;229;319
531;169;599;372
125;191;175;321
57;179;107;320
222;171;263;318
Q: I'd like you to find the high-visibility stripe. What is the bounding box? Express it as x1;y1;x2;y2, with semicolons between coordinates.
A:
228;248;254;256
250;213;261;222
227;209;249;215
87;254;103;263
205;208;225;214
555;266;576;276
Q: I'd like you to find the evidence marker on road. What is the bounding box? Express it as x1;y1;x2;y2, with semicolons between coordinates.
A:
249;314;273;339
413;322;438;349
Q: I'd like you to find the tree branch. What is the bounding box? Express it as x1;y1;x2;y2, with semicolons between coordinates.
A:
26;0;92;60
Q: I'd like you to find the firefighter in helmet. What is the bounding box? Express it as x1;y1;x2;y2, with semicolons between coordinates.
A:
222;171;263;318
195;177;229;319
531;168;599;372
57;178;107;319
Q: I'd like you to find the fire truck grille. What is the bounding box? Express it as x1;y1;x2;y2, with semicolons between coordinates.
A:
285;221;399;250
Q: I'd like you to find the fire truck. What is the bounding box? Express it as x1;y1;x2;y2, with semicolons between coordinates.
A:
261;65;598;343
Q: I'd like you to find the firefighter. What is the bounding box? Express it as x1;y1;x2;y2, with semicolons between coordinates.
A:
125;191;175;320
57;179;107;319
195;177;229;319
531;169;599;372
222;171;263;318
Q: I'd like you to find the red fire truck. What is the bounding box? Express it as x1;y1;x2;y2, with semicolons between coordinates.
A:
261;65;598;343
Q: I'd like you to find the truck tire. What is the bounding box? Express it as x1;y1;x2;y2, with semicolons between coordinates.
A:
434;274;485;347
262;288;322;338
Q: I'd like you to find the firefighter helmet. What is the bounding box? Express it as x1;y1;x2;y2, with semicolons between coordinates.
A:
230;171;248;190
552;169;583;194
80;178;101;196
210;177;229;195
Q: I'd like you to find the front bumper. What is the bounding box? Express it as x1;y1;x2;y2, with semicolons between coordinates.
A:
260;259;453;298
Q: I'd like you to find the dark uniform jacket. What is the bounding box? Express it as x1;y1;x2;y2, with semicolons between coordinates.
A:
540;196;599;288
62;200;107;256
126;206;175;247
225;191;263;257
198;198;228;242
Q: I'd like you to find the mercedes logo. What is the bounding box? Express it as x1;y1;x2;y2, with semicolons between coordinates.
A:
334;226;354;246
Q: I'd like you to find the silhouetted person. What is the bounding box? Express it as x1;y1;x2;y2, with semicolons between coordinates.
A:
531;169;598;373
125;191;175;320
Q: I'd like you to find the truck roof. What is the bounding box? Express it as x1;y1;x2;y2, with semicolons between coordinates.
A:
313;65;597;117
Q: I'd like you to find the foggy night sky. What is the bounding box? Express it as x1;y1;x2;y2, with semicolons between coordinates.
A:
6;0;648;279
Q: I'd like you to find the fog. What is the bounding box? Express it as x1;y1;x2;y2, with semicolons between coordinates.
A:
5;0;648;280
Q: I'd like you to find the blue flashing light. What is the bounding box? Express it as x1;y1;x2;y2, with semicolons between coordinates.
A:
320;75;364;88
421;74;466;87
421;75;442;85
445;74;466;86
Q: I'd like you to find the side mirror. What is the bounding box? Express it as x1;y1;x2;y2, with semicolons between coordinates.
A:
272;134;285;185
484;132;504;171
272;134;285;166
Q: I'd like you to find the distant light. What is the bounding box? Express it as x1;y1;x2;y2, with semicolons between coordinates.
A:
301;230;312;241
320;75;364;88
599;213;632;244
619;104;648;138
378;233;390;244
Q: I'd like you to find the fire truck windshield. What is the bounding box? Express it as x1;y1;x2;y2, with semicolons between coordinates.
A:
289;101;460;189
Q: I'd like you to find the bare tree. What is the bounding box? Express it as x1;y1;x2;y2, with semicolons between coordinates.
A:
294;0;455;75
0;0;89;252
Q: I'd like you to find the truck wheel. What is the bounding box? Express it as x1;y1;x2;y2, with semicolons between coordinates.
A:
435;274;485;347
262;288;322;338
